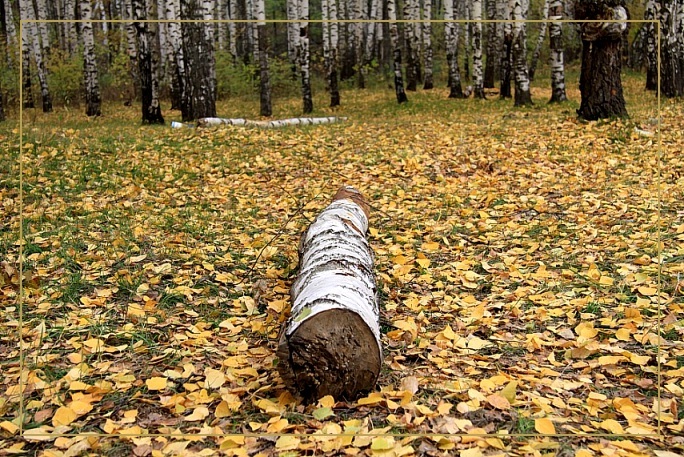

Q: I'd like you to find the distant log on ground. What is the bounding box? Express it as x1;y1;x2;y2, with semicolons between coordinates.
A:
277;186;382;402
197;116;347;129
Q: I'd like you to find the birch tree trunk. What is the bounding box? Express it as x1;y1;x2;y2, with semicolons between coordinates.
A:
404;0;419;90
422;0;434;89
20;0;52;112
286;0;299;77
462;0;470;80
80;0;101;116
511;0;532;106
322;0;341;107
166;0;185;110
660;0;684;97
445;0;464;98
499;0;512;98
353;0;365;88
3;0;18;53
124;0;139;104
277;186;382;402
472;0;485;98
202;0;217;102
483;0;501;88
388;0;408;103
644;0;657;90
528;0;550;81
254;0;271;116
180;0;217;120
298;0;313;113
63;0;77;54
227;0;238;62
548;0;567;102
133;0;164;124
34;0;50;58
575;0;628;119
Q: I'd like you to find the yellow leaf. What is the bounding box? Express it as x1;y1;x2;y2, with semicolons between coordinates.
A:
52;406;77;426
598;276;614;286
129;254;147;263
575;322;598;339
486;394;510;410
637;286;657;296
576;450;593;457
215;401;232;418
275;435;300;451
145;377;167;391
535;418;556;434
460;447;483;457
204;368;226;389
467;336;489;350
318;395;335;408
357;392;384;406
0;420;19;434
437;402;453;415
500;381;517;404
598;356;625;366
253;398;282;415
442;324;457;340
629;354;651;365
422;242;439;251
185;406;209;422
599;419;624;434
69;400;93;416
416;258;430;268
615;328;631;341
371;436;395;451
266;417;289;432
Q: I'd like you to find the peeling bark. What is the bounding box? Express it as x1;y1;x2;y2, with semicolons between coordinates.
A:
511;0;533;106
445;0;464;98
81;0;101;116
277;186;382;402
472;0;485;98
388;0;408;103
548;0;568;103
133;0;164;124
198;116;347;128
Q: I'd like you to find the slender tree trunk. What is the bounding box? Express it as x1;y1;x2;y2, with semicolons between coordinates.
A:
388;0;408;103
499;0;512;98
529;0;550;81
298;0;313;113
483;0;500;88
34;0;50;58
472;0;485;98
287;0;298;77
124;0;140;104
3;0;18;56
81;0;101;116
462;0;470;80
255;0;271;116
445;0;464;97
63;0;77;54
228;0;238;61
576;0;628;119
166;0;184;110
422;0;434;89
323;0;341;106
133;0;164;124
354;0;365;88
20;0;51;112
548;0;567;102
511;0;532;106
404;0;419;91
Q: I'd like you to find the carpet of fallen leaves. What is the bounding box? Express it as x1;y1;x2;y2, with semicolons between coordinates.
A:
1;76;683;456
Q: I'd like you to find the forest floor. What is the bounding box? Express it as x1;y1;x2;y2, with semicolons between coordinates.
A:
1;73;683;456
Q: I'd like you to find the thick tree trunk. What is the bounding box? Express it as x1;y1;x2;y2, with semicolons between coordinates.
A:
422;0;434;89
133;0;164;124
388;0;408;103
511;0;532;106
529;0;550;81
199;116;347;128
445;0;464;98
660;0;684;97
255;0;271;116
81;0;101;116
277;186;382;402
472;0;485;98
576;0;628;119
499;0;512;98
180;0;217;121
548;0;568;102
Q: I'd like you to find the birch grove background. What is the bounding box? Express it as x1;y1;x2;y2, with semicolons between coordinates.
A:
0;0;682;122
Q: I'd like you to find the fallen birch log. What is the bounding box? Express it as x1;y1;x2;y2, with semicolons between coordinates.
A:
277;186;382;401
197;116;347;129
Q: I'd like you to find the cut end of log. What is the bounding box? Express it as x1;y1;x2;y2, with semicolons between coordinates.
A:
333;186;370;220
276;308;382;402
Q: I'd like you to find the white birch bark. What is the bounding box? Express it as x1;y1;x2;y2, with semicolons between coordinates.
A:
548;0;567;102
3;0;17;61
644;0;658;90
34;0;50;57
388;0;408;102
277;187;382;401
124;0;138;61
198;116;347;128
287;0;299;72
158;0;169;70
227;0;237;61
472;0;485;98
81;0;101;116
166;0;185;108
202;0;217;103
217;0;227;50
353;0;364;87
511;0;532;105
20;0;51;112
528;0;550;81
94;0;109;49
62;0;77;54
254;0;271;116
422;0;433;89
298;0;313;113
404;0;420;90
445;0;464;98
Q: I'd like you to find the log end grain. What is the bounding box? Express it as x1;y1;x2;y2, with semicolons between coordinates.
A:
276;308;382;402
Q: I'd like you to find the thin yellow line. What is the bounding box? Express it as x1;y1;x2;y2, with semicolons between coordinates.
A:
18;18;25;435
656;19;662;438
